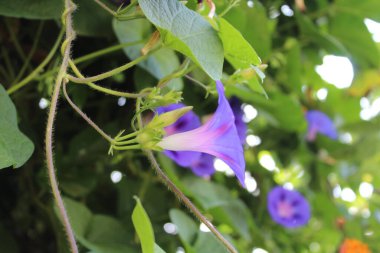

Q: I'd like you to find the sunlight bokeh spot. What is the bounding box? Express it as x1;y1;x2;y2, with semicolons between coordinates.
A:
315;55;354;89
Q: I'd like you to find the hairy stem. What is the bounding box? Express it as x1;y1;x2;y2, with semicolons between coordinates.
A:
93;0;116;16
45;1;78;252
145;151;238;253
62;82;113;143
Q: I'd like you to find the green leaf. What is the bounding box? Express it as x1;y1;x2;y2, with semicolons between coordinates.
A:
217;18;261;69
0;0;63;19
154;244;166;253
295;11;348;55
182;178;252;241
335;0;380;22
113;18;183;90
169;209;197;253
224;0;272;61
217;17;266;94
226;67;267;97
169;209;229;253
209;200;252;241
323;86;361;124
283;38;302;93
193;232;229;253
0;85;34;169
182;177;233;209
138;0;224;80
330;12;380;67
59;198;137;253
73;0;113;37
132;196;155;253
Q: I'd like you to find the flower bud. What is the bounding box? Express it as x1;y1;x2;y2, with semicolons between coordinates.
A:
148;106;193;129
137;106;193;150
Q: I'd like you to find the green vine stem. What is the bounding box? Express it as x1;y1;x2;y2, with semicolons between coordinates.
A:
218;0;241;17
7;28;65;95
4;18;30;66
1;47;16;81
93;0;117;16
93;0;143;20
156;58;195;88
116;0;138;15
74;40;143;64
112;144;142;150
68;60;147;98
145;151;238;253
184;74;212;96
45;1;79;252
62;82;113;143
66;46;161;84
12;21;44;85
36;40;142;81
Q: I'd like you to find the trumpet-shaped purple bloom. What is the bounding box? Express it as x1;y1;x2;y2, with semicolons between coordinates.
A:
156;104;215;176
158;81;246;187
156;103;202;167
305;110;338;141
267;186;311;228
229;97;247;144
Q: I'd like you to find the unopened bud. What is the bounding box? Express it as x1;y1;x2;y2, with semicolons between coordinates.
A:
149;106;193;128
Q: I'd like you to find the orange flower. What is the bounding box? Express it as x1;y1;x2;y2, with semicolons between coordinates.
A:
339;239;371;253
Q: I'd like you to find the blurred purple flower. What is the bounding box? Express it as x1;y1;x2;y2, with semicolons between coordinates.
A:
305;110;338;141
229;96;247;144
267;186;311;228
158;81;246;187
157;103;202;167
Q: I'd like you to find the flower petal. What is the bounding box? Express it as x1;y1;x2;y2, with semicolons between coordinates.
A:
190;153;215;176
229;96;247;144
267;186;311;228
157;103;202;166
306;110;338;141
158;81;246;187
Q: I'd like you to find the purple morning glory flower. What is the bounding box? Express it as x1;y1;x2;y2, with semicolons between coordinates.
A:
156;103;202;167
229;97;247;145
267;186;311;228
158;81;246;187
189;153;215;177
305;110;338;141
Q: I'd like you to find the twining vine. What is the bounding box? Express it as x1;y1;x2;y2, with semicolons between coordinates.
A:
43;1;238;253
44;0;78;252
